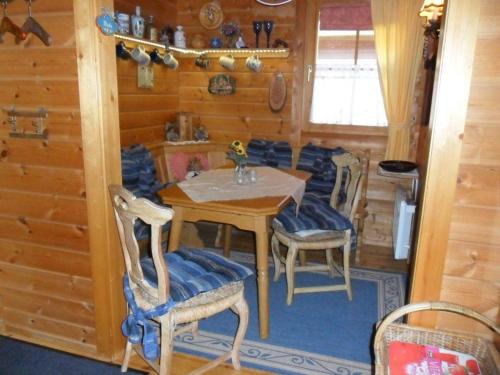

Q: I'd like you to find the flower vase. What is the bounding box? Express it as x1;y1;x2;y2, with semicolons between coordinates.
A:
234;164;248;185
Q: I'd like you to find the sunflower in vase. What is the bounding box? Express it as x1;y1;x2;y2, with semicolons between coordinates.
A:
227;140;248;171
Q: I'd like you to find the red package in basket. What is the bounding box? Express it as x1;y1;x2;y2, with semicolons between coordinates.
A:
388;341;481;375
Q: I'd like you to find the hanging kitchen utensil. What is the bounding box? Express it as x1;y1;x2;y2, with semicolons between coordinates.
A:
269;71;287;112
16;0;52;46
0;0;28;43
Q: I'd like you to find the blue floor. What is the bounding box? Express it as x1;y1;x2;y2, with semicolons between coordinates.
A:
0;336;145;375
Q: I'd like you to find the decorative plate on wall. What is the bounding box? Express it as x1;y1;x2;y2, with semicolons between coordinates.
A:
199;2;224;30
208;74;236;95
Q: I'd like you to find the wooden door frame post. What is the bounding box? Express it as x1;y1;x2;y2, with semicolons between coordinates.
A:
409;0;480;326
73;0;125;359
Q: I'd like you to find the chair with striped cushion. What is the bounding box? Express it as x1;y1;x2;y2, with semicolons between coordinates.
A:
271;152;364;305
109;185;251;375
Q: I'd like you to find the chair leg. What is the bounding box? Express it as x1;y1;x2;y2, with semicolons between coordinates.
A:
343;242;352;301
325;248;335;278
271;234;283;282
230;295;249;370
286;243;299;305
223;224;232;258
159;316;175;375
120;340;133;373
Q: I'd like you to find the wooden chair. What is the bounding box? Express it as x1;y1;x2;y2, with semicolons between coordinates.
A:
271;152;365;305
109;185;250;375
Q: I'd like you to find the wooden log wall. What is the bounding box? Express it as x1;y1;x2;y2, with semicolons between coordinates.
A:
177;0;295;144
116;0;178;147
0;1;97;356
437;0;500;335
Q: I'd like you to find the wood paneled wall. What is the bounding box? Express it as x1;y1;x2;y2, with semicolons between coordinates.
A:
178;0;296;144
0;1;96;356
116;0;178;147
437;0;500;335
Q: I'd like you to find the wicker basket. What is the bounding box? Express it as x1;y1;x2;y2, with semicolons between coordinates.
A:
374;301;500;374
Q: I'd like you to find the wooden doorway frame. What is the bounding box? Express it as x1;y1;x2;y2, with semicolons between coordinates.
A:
408;0;480;326
73;0;125;359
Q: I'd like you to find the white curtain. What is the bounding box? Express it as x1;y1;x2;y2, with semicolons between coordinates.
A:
371;0;424;160
310;61;388;126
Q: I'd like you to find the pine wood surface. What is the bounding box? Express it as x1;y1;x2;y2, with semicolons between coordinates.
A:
0;0;96;354
436;0;500;337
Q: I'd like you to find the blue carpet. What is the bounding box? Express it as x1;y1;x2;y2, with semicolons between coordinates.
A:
174;250;406;375
0;336;144;374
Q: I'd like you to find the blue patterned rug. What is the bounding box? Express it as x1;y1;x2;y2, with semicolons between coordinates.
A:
174;250;406;374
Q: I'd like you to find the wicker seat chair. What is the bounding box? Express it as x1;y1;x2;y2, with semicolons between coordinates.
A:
109;185;251;375
271;152;364;305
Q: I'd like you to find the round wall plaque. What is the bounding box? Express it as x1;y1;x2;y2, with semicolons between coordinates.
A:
199;2;224;30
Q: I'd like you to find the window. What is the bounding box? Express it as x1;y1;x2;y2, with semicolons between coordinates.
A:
308;3;387;127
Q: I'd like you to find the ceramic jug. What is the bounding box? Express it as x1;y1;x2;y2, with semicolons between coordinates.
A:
174;25;186;48
131;6;144;38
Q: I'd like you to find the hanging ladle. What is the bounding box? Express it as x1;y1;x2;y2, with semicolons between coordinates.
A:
16;0;52;46
0;0;28;43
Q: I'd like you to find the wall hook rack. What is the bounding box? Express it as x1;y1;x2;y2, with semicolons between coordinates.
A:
3;106;48;139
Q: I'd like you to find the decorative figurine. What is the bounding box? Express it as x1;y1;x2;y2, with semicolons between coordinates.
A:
174;25;186;48
165;122;179;141
235;36;246;48
194;126;209;141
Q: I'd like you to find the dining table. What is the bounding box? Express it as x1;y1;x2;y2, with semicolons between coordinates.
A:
158;167;310;339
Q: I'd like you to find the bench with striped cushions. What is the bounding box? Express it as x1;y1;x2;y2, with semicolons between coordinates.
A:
296;143;348;204
246;139;293;169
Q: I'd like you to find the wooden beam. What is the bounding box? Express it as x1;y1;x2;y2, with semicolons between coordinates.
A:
73;0;125;359
409;0;481;326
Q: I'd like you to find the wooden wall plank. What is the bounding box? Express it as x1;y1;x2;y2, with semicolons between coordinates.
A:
0;0;95;356
0;239;91;277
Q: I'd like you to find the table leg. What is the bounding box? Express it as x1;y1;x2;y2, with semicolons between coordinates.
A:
254;217;270;339
168;206;183;252
223;224;232;258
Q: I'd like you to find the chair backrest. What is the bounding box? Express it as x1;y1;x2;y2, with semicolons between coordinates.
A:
330;153;364;222
109;185;174;304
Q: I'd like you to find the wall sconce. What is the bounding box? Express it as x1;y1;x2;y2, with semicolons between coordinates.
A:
419;0;444;69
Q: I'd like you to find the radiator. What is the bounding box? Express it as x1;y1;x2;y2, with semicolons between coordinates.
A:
393;185;416;260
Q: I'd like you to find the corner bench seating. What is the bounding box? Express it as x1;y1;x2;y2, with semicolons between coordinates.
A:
139;141;369;261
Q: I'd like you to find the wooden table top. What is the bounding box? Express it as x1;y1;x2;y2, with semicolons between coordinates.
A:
158;169;311;217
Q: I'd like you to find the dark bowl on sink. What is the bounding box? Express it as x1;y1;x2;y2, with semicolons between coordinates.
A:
379;160;417;173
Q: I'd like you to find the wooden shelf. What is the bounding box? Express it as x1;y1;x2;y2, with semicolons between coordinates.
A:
114;34;290;58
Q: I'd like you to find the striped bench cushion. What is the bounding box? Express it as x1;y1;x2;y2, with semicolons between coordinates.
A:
141;248;253;302
247;139;292;169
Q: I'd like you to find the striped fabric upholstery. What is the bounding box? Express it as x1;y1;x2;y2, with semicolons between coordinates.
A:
141;247;253;303
246;139;292;169
275;192;357;249
296;143;348;204
121;144;169;241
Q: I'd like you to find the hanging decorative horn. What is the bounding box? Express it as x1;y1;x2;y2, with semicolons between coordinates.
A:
0;0;28;43
17;0;52;46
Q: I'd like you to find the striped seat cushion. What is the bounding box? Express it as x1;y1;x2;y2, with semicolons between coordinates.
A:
275;192;357;249
140;248;253;303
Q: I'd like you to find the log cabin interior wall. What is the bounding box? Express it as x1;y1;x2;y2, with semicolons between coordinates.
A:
115;0;178;147
0;0;97;356
437;0;500;336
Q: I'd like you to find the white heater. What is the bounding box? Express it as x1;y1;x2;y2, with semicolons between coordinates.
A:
393;185;416;260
